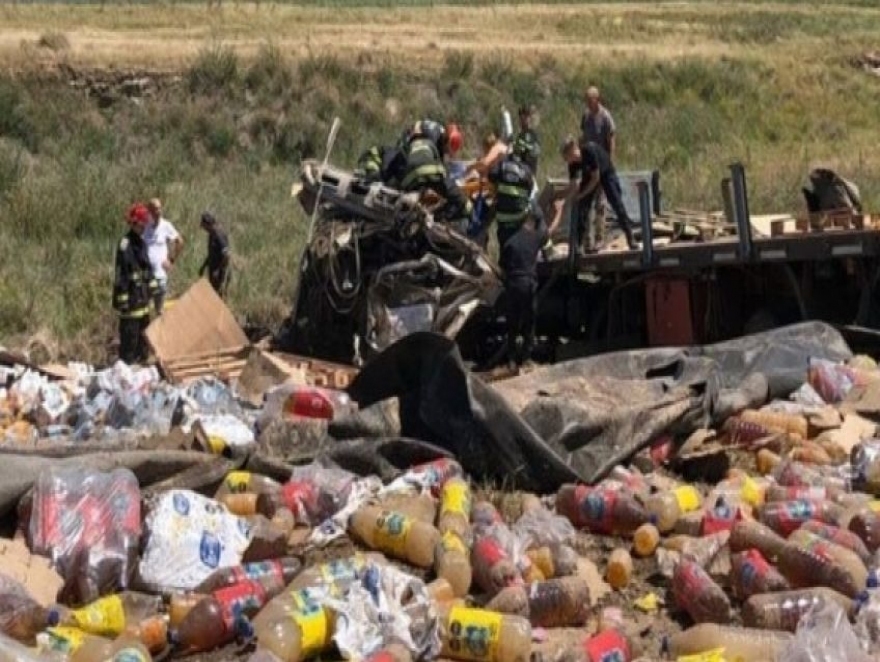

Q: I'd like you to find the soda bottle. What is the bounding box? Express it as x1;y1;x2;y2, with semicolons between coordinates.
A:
349;506;440;568
171;579;270;652
438;604;531;662
435;532;473;598
555;484;651;534
582;629;632;662
666;624;792;659
700;497;743;535
525;545;578;578
644;486;702;533
0;574;51;643
673;512;704;537
729;520;788;561
759;499;843;536
49;592;162;637
852;440;880;495
438;477;473;541
219;492;261;516
849;510;880;552
487;577;589;628
253;590;334;662
671;559;731;624
786;529;868;590
427;578;456;605
606;549;633;590
663;532;729;570
632;524;660;557
215;471;283;499
765;485;828;503
194;558;303;593
381;491;438;525
168;593;206;628
366;641;413;662
122;615;168;654
742;587;855;631
471;501;504;537
101;638;153;662
243;514;290;563
288;553;384;593
800;520;871;563
776;538;863;598
729;549;790;599
256;481;329;525
261;383;353;422
407;458;464;497
471;535;522;596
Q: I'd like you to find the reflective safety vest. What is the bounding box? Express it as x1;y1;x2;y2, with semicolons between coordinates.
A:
489;155;534;225
113;230;158;319
400;138;446;192
512;129;541;175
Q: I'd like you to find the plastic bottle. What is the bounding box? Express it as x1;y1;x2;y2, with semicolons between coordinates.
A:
49;592;162;637
215;471;283;499
438;604;531;662
256;481;327;525
609;466;650;497
171;579;269;652
663;532;729;569
366;641;413;662
261;383;354;422
407;458;464;497
427;578;456;605
666;624;792;659
101;638;153;662
435;532;473;598
122;615;168;654
0;575;51;643
632;524;660;557
486;577;589;628
194;558;303;594
243;514;290;563
729;520;788;561
756;449;783;475
741;587;855;631
288;553;384;593
849;509;880;552
39;627;111;660
800;520;872;563
471;535;522;596
776;538;863;598
253;590;334;662
760;499;843;536
582;629;632;662
673;512;704;537
739;409;808;439
525;545;578;578
168;593;207;629
852;440;880;495
381;491;437;525
671;559;731;624
606;549;633;590
219;492;260;516
700;497;742;535
644;486;702;533
471;501;504;537
786;529;868;590
765;485;828;503
729;549;790;599
349;506;440;568
438;477;473;541
555;484;651;534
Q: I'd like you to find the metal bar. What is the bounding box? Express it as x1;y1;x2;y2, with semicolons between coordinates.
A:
730;162;753;261
637;181;654;268
721;177;735;225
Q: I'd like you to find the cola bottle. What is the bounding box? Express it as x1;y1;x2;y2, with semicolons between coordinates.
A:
729;549;790;599
555;484;651;534
742;587;855;631
671;559;731;624
194;558;303;593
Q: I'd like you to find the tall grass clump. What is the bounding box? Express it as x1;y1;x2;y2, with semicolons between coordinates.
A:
187;44;240;95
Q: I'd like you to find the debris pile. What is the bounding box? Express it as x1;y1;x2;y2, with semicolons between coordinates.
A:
3;322;880;661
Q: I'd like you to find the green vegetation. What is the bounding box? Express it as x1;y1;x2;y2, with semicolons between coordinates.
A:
0;1;879;360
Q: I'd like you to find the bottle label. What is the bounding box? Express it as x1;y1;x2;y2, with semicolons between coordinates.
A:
675;648;726;662
225;471;251;493
740;477;764;507
674;561;713;608
113;647;150;662
215;580;268;631
673;486;701;513
71;594;126;636
320;556;363;591
736;550;770;594
291;591;330;657
43;627;87;654
577;488;616;533
237;560;285;591
473;537;507;567
441;531;468;555
583;629;630;662
442;481;471;518
374;510;413;558
445;606;503;662
281;481;318;522
772;500;817;535
206;435;227;454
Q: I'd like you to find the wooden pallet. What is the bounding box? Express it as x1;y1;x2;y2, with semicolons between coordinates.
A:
272;352;358;389
771;209;867;237
160;344;251;383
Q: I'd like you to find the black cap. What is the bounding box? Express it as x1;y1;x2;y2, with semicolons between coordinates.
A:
200;212;216;226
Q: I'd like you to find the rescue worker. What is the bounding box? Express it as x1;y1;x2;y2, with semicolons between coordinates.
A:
487;150;538;250
355;144;391;183
500;205;552;371
512;104;541;176
399;119;463;160
561;136;637;253
198;212;231;298
113;203;158;365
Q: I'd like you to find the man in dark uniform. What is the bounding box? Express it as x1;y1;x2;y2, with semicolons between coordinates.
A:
487;151;537;250
512;104;541;177
561;136;637;253
113;203;158;365
198;212;231;298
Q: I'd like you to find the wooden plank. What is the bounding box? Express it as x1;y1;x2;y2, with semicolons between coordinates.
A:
164;349;249;371
168;359;248;377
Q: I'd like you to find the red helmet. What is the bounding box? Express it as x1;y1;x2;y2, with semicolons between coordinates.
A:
127;203;150;226
446;123;463;155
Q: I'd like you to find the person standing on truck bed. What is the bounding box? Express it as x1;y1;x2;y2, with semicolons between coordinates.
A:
580;86;616;250
487;151;539;251
198;212;231;298
562;136;637;253
512;104;541;178
113;203;158;365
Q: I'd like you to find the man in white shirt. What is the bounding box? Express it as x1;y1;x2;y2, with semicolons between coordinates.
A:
144;198;183;314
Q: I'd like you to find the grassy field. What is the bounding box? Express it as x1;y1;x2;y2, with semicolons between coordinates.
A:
0;1;879;361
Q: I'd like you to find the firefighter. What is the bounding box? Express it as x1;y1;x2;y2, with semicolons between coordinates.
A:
487;150;538;250
355;144;390;183
512;104;541;176
113;203;158;365
399;119;464;160
199;212;231;298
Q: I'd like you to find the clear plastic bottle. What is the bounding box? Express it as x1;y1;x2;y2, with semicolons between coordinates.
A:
349;506;440;568
729;520;788;561
438;477;473;541
102;638;153;662
759;499;843;536
741;587;855;631
122;615;168;654
380;491;437;525
168;593;207;629
776;538;863;598
632;524;660;557
851;440;880;495
214;471;283;499
0;574;50;643
786;529;868;590
849;509;880;552
471;535;522;596
435;532;473;598
253;590;334;662
486;577;589;628
171;579;269;652
288;553;384;593
471;501;504;537
408;458;464;498
606;549;632;590
671;559;731;624
194;558;303;594
765;484;828;503
729;549;790;599
800;520;872;563
644;486;702;533
438;604;531;662
667;624;792;659
49;592;162;637
555;484;651;534
662;532;729;569
260;383;355;423
40;627;112;661
525;545;578;578
219;492;261;516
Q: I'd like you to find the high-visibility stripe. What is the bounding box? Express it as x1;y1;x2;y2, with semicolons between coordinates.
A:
401;163;445;189
496;210;529;225
119;307;150;319
497;184;530;199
